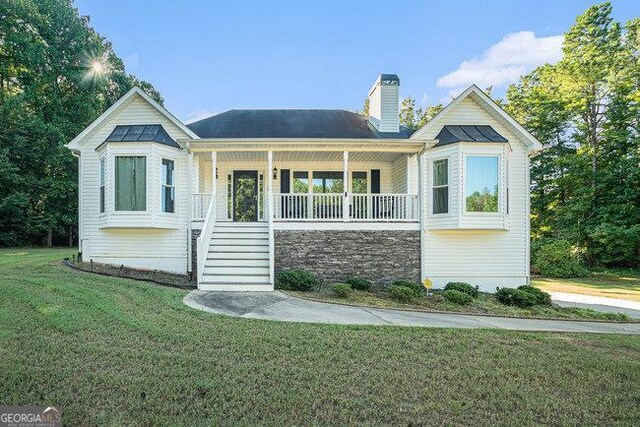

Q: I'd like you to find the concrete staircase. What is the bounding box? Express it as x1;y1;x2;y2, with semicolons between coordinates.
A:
199;222;272;291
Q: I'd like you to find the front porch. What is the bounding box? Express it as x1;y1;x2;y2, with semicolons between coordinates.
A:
186;141;425;289
190;149;423;224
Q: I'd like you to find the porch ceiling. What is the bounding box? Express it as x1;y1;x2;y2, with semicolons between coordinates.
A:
212;151;407;163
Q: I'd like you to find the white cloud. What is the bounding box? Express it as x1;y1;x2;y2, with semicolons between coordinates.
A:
436;31;563;94
184;109;218;124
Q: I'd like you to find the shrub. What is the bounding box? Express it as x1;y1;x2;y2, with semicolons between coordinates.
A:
444;282;479;298
330;283;353;298
387;285;420;303
276;269;319;291
495;287;537;308
392;280;423;295
517;285;551;305
532;240;588;278
443;289;473;305
345;277;371;291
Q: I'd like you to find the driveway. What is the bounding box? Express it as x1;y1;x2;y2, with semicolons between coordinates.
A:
550;291;640;320
184;290;640;334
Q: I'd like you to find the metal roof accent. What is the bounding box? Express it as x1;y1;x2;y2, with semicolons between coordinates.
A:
186;109;413;140
99;124;179;149
434;125;508;147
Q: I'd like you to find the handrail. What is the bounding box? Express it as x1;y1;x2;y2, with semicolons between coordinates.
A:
267;190;274;285
272;193;419;221
196;190;216;285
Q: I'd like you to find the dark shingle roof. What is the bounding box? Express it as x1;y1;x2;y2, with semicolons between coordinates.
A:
434;125;507;147
100;124;179;149
186;109;413;139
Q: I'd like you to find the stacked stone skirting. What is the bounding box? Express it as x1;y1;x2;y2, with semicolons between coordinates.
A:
191;229;201;275
274;230;420;288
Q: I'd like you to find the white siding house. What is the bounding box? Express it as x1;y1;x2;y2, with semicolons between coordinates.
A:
67;75;542;293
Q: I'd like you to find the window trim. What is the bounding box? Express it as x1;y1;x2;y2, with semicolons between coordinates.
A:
114;155;148;212
160;158;175;214
463;153;502;215
430;157;450;216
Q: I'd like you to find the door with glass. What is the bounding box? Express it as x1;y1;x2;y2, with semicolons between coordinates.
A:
233;170;258;222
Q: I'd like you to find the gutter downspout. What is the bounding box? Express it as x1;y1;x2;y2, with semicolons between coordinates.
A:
71;150;83;259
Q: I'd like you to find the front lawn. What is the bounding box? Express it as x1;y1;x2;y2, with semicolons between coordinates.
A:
533;269;640;302
1;249;639;425
289;287;632;322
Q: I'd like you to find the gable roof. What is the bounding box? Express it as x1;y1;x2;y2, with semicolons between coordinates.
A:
434;125;507;147
96;124;179;150
66;87;198;150
411;85;543;154
186;109;414;139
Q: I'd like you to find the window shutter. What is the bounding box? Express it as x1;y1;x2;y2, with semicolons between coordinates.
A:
371;169;380;193
280;169;290;193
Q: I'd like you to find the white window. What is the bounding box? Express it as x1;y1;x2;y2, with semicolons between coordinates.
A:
99;158;106;213
465;155;499;213
115;156;146;211
161;159;175;213
432;159;448;214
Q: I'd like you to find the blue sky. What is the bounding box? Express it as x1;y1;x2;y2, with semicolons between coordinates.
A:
75;0;638;123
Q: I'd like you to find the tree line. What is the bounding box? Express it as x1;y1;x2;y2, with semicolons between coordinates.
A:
398;2;639;268
0;0;161;246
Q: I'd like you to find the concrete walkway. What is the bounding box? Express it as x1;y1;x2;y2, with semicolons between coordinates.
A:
184;290;640;334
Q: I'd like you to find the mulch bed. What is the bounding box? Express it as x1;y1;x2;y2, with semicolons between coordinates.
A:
64;258;195;289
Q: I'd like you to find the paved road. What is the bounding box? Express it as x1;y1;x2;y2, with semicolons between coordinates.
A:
550;291;640;319
184;290;640;334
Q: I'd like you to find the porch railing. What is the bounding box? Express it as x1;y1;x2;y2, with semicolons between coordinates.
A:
192;193;211;220
272;193;418;222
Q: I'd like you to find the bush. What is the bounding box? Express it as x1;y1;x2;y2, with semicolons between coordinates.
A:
330;283;353;298
392;280;423;295
276;269;319;291
387;285;420;303
495;287;537;308
517;285;551;305
444;282;479;298
443;289;473;305
345;277;371;291
532;240;588;278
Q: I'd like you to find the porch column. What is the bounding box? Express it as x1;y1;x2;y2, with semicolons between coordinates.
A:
267;151;274;285
211;152;217;209
343;151;349;221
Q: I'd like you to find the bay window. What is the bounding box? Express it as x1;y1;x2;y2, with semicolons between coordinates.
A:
99;158;106;213
465;155;499;213
432;159;448;214
161;159;175;213
115;156;146;211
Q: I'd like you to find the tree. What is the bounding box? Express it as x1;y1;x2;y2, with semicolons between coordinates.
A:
506;2;639;267
0;0;162;247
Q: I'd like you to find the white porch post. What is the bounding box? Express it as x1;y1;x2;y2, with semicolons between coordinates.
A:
343;151;349;221
267;151;275;285
187;148;194;273
211;152;217;202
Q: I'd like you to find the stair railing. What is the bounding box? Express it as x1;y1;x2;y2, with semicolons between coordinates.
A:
196;190;216;285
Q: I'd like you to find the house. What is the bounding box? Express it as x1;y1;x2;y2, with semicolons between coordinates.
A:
66;74;543;292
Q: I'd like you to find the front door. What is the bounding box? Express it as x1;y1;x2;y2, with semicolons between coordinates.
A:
233;170;259;222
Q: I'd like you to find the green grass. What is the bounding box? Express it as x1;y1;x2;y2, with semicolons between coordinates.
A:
290;286;632;322
1;249;639;425
533;269;640;302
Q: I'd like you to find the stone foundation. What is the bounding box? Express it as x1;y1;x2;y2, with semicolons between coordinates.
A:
191;229;201;275
274;230;420;288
